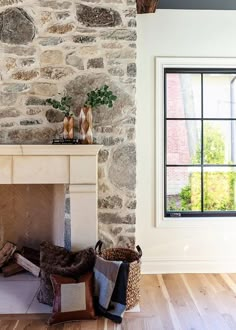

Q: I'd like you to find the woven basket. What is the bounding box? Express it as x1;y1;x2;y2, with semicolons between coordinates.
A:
95;240;142;310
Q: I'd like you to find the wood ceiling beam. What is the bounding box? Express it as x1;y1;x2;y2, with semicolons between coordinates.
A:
136;0;159;14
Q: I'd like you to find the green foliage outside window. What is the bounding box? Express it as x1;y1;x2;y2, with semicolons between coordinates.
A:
168;124;236;212
192;123;225;164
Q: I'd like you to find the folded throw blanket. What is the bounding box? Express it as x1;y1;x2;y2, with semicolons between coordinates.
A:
94;255;129;323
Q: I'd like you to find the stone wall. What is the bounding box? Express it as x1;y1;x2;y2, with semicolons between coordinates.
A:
0;0;136;247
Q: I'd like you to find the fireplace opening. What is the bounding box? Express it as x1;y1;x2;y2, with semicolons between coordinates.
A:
0;144;100;314
0;184;70;250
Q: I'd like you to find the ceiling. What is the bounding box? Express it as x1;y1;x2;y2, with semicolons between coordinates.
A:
159;0;236;10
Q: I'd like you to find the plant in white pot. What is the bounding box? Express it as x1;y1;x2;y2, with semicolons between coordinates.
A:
79;85;117;144
46;95;75;139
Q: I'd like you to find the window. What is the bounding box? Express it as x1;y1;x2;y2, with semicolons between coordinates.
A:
164;68;236;217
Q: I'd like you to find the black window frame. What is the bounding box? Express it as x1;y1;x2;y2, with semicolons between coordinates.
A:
164;67;236;218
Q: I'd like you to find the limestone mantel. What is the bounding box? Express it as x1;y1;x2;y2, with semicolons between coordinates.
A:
0;144;102;250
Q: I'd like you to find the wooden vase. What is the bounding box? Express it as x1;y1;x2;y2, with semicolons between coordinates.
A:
63;116;74;139
78;106;93;144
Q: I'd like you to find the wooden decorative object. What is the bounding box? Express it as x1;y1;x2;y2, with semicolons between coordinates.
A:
78;106;93;144
136;0;159;14
63;116;74;139
14;252;40;277
0;242;17;268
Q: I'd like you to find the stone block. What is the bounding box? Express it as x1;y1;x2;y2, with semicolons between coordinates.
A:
0;108;20;118
104;0;123;3
40;66;75;80
47;23;74;34
19;58;36;67
7;126;62;144
128;19;136;27
127;0;136;5
31;82;58;96
0;0;22;5
65;197;70;214
73;35;96;43
66;53;84;69
101;29;137;41
87;58;104;69
40;50;64;65
127;63;136;77
3;83;30;93
102;42;123;49
96;136;124;146
1;122;15;128
5;57;16;71
98;222;135;247
4;46;36;56
20;119;43;125
26;108;43;115
98;149;109;163
98;195;123;209
78;46;98;56
124;8;136;17
126;199;136;209
39;37;63;46
98;212;135;224
25;97;47;106
56;12;71;21
108;67;124;76
105;48;136;59
46;109;64;123
40;1;71;9
0;93;17;106
108;143;136;191
76;4;122;27
12;70;39;80
0;8;35;45
66;73;134;124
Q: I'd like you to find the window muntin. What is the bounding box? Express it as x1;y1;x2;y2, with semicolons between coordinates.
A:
165;68;236;217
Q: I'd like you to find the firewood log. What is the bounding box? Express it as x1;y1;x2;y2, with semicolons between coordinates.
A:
14;252;40;277
0;242;17;268
2;261;24;277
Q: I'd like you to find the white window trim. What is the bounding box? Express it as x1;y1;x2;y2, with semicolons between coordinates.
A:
155;56;236;228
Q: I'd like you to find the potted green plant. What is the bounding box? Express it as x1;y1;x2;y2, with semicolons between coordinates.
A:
46;95;75;139
79;85;117;144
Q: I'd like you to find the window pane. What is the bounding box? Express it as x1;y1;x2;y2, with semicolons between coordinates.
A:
203;74;236;118
166;167;201;212
203;121;236;164
204;167;236;211
166;73;201;118
167;120;201;165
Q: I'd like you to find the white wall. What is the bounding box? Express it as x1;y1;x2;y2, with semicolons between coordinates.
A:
137;10;236;273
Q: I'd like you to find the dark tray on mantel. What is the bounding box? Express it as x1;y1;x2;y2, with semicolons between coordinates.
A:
52;139;80;145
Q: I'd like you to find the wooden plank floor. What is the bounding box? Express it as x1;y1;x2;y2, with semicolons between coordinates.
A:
1;274;236;329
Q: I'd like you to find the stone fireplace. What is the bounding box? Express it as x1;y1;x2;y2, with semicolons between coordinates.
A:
0;144;101;251
0;0;137;253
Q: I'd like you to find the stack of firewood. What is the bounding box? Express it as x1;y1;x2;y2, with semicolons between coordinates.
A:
0;242;40;277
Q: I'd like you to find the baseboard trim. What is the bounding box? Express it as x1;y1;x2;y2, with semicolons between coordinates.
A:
141;257;236;274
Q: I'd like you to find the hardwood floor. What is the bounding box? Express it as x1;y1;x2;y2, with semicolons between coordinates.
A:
1;274;236;329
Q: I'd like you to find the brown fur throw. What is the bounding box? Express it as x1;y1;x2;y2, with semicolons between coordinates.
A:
37;241;95;306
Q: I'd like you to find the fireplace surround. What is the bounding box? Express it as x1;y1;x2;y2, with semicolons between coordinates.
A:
0;145;101;251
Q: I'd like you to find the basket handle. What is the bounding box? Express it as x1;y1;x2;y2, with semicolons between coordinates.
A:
95;240;103;254
136;245;142;258
95;240;142;258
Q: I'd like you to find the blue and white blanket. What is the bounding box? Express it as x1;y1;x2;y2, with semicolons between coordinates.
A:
94;255;129;324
